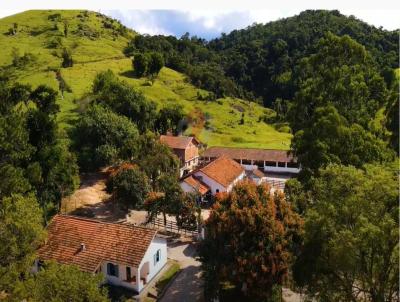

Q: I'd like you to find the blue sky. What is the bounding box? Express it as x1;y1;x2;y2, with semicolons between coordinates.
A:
102;9;400;40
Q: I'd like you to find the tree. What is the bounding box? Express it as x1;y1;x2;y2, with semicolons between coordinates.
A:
198;181;303;301
290;33;387;132
155;104;185;135
106;164;150;209
144;174;184;226
136;132;180;189
30;85;60;115
92;70;157;133
35;142;80;218
0;194;45;296
61;48;73;68
148;52;164;76
133;53;149;77
63;20;69;37
291;105;394;180
293;163;399;302
26;261;109;302
72;105;139;171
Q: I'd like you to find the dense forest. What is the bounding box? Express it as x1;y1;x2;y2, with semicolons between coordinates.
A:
124;10;399;106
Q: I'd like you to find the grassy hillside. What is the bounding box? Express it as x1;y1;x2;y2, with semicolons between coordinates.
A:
0;10;291;150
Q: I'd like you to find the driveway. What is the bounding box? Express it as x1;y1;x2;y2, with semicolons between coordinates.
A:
160;239;204;302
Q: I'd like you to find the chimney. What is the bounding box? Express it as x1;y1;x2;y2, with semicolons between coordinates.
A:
80;243;86;252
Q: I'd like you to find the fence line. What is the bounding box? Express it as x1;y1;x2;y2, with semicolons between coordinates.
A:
148;217;199;237
265;179;286;191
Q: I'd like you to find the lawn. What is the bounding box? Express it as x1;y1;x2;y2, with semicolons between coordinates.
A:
156;261;180;293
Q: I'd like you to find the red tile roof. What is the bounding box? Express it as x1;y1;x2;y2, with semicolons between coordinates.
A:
182;175;210;195
203;146;295;163
38;215;157;272
160;135;199;150
198;155;245;187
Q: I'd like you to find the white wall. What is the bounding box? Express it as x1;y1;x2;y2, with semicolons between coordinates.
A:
264;166;300;173
194;171;226;194
100;261;138;291
180;181;196;194
137;236;167;292
194;170;245;194
99;236;167;293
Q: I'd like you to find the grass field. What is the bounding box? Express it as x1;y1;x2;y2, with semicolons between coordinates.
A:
0;10;292;150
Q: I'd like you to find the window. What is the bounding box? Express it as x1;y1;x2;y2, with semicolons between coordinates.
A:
107;263;119;277
153;249;161;266
126;266;131;280
278;162;286;167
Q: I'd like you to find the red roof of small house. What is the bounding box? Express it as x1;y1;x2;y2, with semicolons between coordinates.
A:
182;175;210;195
203;146;295;163
37;215;157;272
198;155;245;188
160;135;199;150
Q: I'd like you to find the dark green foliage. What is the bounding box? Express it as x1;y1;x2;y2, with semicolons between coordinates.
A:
291;105;394;179
11;47;37;68
132;53;149;77
289;33;387;132
132;52;165;77
293;164;399;302
61;47;73;68
125;10;398;106
106;165;151;209
92;70;157;133
30;85;60;115
63;20;68;37
26;261;109;301
136;132;180;189
384;74;399;154
72;104;139;171
0;194;45;296
155;104;185;135
8;22;18;35
148;52;165;76
48;13;61;21
289;34;395;179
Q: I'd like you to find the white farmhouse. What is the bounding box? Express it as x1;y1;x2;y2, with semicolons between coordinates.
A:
181;155;245;195
35;215;167;293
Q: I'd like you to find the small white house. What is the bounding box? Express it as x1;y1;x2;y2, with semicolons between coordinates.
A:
36;215;167;293
189;155;245;194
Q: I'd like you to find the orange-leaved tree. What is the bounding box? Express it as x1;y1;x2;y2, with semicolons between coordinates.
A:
198;180;303;302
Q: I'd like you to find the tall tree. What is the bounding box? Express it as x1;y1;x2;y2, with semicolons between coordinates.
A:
136;132;180;189
148;52;165;76
293;163;399;302
106;164;151;209
155;104;185;135
199;181;303;301
72;105;139;171
132;53;149;77
144;174;184;226
0;194;45;297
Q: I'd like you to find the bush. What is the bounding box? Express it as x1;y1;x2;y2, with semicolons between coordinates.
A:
61;48;73;68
